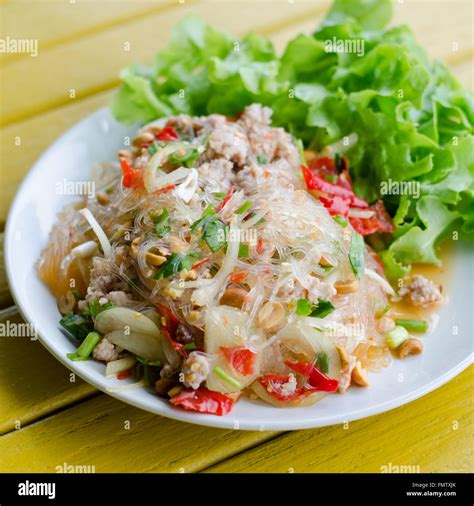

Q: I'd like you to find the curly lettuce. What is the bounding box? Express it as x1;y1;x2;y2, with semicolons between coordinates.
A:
110;0;474;278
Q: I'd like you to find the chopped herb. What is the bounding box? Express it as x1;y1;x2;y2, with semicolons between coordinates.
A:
168;146;200;168
191;205;227;252
83;300;115;318
148;141;159;156
375;304;391;318
333;215;348;227
154;252;200;279
67;331;101;361
184;342;197;351
256;154;269;164
59;313;93;340
386;325;409;350
235;201;252;215
238;243;249;258
213;366;242;389
349;232;365;279
295;298;335;318
213;191;227;199
395;319;428;333
154;208;171;237
136;357;162;367
316;352;329;373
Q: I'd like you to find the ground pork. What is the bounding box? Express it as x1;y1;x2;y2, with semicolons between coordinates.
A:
197;158;235;191
398;274;442;307
92;337;120;363
205;114;250;166
181;352;210;389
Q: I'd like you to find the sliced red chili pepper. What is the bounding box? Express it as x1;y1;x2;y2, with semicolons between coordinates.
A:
319;195;351;216
349;200;395;236
170;387;235;416
230;271;247;283
191;257;210;270
155;126;179;142
120;158;144;189
284;359;339;392
117;369;133;380
154;184;176;195
156;304;188;358
256;239;265;254
259;375;305;402
220;346;256;376
215;186;235;213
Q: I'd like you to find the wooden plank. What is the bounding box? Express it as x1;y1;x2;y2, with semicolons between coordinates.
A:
205;366;474;473
0;233;13;309
0;308;97;435
0;0;180;64
0;393;278;472
0;1;330;126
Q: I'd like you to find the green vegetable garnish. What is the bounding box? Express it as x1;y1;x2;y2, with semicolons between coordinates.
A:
349;232;365;279
168;146;200;168
67;331;101;361
238;243;249;258
59;313;93;340
191;205;227;252
155;252;200;279
316;352;329;374
213;366;242;389
375;304;391;318
184;342;197;351
295;298;335;318
256;154;269;164
213;192;227;199
148;141;159;156
395;319;428;333
333;215;348;227
154;208;171;237
235;201;252;215
386;325;409;350
83;300;115;318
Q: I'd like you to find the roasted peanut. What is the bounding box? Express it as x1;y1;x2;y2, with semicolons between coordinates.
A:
335;279;359;295
257;301;286;332
96;191;110;206
397;338;423;358
336;345;350;368
351;360;369;386
132;132;155;147
145;252;167;266
219;288;249;309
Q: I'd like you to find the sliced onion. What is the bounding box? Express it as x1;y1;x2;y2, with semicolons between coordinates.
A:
105;356;137;377
191;218;240;306
364;268;395;295
173;168;198;203
71;240;99;258
79;208;112;258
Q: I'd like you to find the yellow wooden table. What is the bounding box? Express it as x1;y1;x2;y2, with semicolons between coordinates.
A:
0;0;472;473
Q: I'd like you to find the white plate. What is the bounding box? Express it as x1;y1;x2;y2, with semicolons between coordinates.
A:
4;108;473;430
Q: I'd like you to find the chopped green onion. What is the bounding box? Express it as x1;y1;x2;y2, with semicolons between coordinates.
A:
238;243;249;258
148;141;159;156
59;313;93;340
168;146;200;168
235;201;252;215
67;331;101;361
83;300;115;317
386;326;409;350
395;319;428;333
213;192;227;199
256;154;269;164
349;232;365;279
213;366;242;389
154;208;170;238
184;342;197;351
333;215;348;227
376;304;391;318
296;298;313;316
316;352;329;374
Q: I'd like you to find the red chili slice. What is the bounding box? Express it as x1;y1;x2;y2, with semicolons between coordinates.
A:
259;375;306;402
170;387;235;416
215;186;235;213
155;126;180;142
220;347;256;376
284;359;339;392
120;158;144;189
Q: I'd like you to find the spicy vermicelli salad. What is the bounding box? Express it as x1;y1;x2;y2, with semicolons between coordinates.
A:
37;104;443;415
